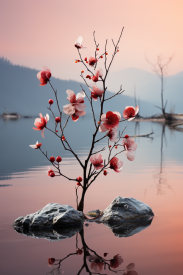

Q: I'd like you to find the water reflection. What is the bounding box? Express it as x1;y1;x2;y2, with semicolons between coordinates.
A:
154;123;173;195
14;224;83;241
46;228;138;275
103;218;153;238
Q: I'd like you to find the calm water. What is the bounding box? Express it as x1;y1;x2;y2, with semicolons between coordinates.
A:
0;117;183;275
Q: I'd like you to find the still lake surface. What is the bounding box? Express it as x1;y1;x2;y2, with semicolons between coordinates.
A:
0;116;183;275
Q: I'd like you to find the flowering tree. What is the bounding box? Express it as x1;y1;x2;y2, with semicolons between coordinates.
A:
30;28;139;212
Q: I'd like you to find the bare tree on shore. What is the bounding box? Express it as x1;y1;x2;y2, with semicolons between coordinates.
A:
146;54;174;118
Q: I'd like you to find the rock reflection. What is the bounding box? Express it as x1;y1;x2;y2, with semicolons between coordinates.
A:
46;228;139;275
103;218;153;237
14;224;82;241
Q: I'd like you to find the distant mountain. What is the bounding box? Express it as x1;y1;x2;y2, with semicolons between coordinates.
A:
107;68;183;113
0;58;162;117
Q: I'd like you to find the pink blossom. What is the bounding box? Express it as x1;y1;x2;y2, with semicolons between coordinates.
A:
92;68;103;82
91;261;104;272
89;57;97;66
74;36;84;49
63;90;86;122
122;136;137;161
110;254;123;268
107;128;118;142
90;153;104;170
99;111;121;132
33;113;49;138
110;157;123;173
29;141;42;149
124;263;135;274
123;105;139;121
37;67;51;86
90;84;104;101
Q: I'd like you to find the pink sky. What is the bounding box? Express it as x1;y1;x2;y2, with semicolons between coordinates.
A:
1;0;183;81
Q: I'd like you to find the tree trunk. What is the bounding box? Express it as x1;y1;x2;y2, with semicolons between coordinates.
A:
77;187;86;212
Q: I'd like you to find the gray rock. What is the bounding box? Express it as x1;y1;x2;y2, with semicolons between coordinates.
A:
14;224;82;241
13;203;84;229
100;197;154;223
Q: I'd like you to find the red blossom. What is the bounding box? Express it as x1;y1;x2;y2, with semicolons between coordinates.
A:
107;128;118;142
110;157;123;173
62;136;65;141
33;113;49;138
37;67;51;86
48;258;55;266
99;111;121;132
63;90;86;122
123;106;139;121
56;156;62;163
47;169;55;177
91;261;104;272
92;68;103;82
110;254;123;268
55;117;61;123
89;57;97;66
90;153;104;170
90;84;104;101
122;136;137;161
84;57;87;62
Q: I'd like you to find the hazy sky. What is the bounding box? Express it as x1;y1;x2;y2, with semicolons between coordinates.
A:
1;0;183;81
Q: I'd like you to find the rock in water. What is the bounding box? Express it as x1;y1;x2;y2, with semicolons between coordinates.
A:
100;197;154;223
13;203;84;229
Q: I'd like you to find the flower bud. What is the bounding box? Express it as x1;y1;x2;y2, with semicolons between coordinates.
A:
77;176;82;182
56;156;62;163
48;258;55;265
50;156;55;162
48;99;54;105
62;136;65;141
103;170;107;176
125;135;129;138
76;248;82;255
50;172;55;177
55;117;61;123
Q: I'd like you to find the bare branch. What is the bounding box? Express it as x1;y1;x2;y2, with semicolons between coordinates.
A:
91;147;106;155
104;86;124;101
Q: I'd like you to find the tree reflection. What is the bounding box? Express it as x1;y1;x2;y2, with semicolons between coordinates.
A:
46;228;138;275
154;123;173;195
